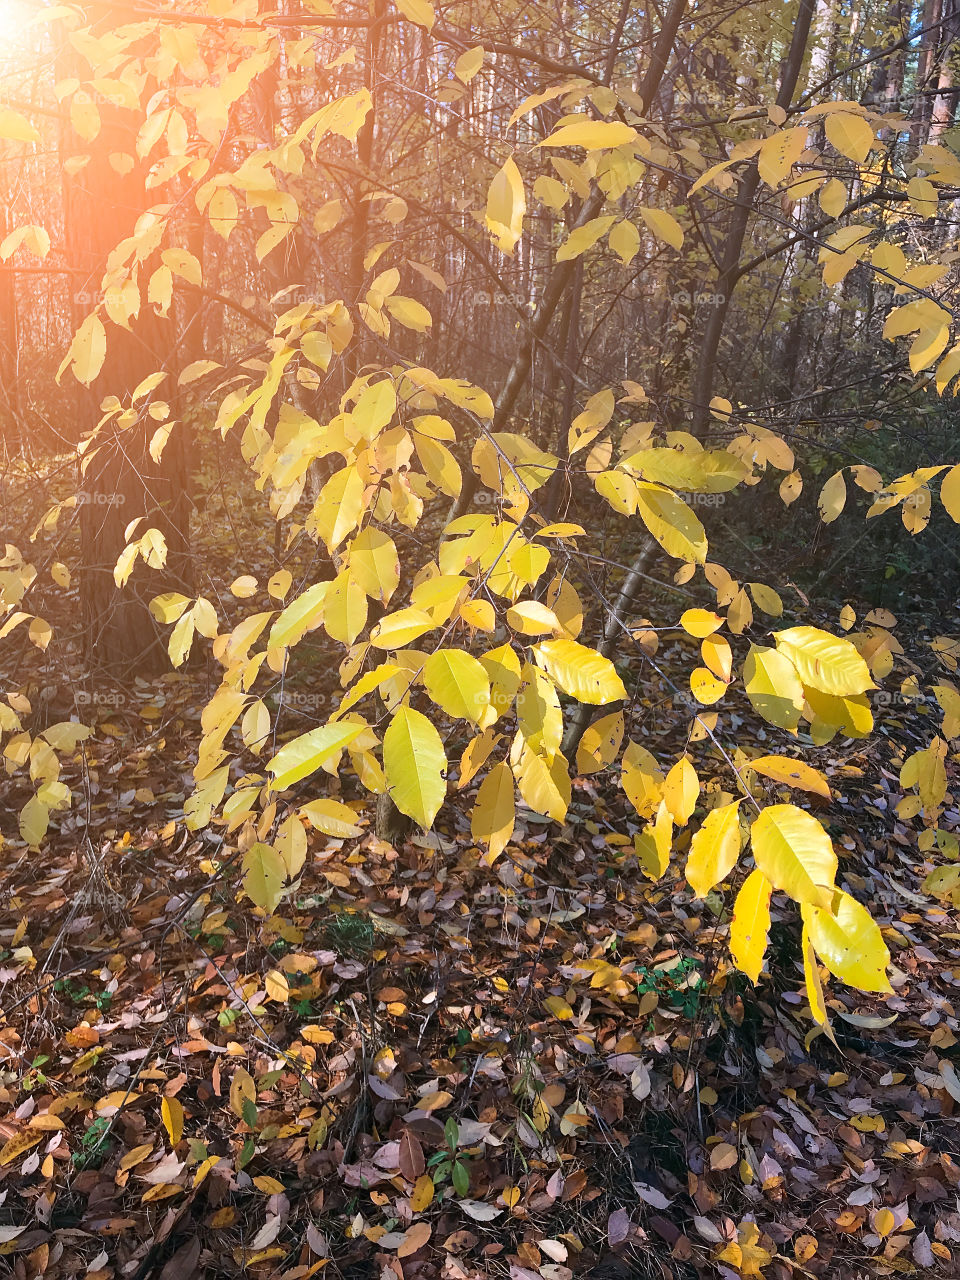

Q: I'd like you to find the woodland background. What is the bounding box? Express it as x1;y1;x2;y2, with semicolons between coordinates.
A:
1;1;960;1279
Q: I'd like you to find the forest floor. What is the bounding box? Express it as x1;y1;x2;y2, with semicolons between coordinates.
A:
2;459;960;1279
1;625;960;1280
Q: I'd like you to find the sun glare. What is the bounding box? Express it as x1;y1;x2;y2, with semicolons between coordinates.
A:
0;0;39;58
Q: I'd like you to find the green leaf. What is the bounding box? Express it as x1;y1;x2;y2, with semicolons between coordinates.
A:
268;582;329;649
267;722;363;790
242;842;286;914
383;706;447;827
423;649;491;724
452;1160;470;1196
750;804;837;909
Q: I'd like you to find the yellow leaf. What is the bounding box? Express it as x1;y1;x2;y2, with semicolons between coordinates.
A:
395;0;434;28
471;762;515;863
230;574;258;598
370;605;436;649
323;569;367;645
385;295;432;331
568;388;614;456
663;757;699;825
802;922;833;1034
410;1173;435;1212
751;804;837;908
819;177;847;217
454;45;484;82
710;1141;738;1170
749;755;831;800
757;126;807;187
193;1154;221;1187
242;842;286;914
161;1097;184;1146
507;600;563;636
544;994;574;1020
301;1025;335;1045
874;1207;896;1238
941;464;960;522
0;107;40;143
539;120;637;150
253;1175;286;1195
299;798;363;838
607;219;640;264
825;111;874;163
638;206;683;250
681;608;724;638
418;1090;453;1111
60;313;106;386
265;970;289;1002
818;470;846;523
621;740;663;818
0;1131;43;1166
119;1143;155;1171
383;706;446;828
774;625;874;697
635;799;673;880
801;892;892;993
743;644;805;731
556;215;616;262
576;710;624;775
0;223;50;261
686;801;742;897
207;186;238;240
730;868;772;983
349;529;400;604
513;738;570;822
688;666;725;705
747;582;783;617
229;1066;256;1120
485;156;525;255
635;482;706;562
533;638;626;704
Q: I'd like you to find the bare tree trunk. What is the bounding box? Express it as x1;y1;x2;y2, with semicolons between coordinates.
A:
62;78;191;674
691;0;816;434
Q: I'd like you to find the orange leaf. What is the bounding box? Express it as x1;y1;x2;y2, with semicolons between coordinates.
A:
397;1220;432;1257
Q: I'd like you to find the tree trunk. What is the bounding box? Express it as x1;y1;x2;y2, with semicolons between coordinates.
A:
62;74;191;674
